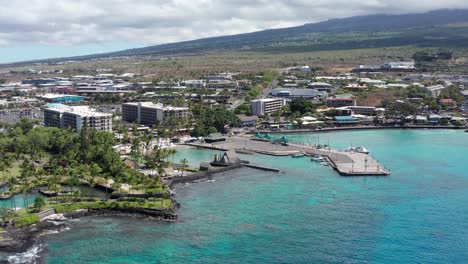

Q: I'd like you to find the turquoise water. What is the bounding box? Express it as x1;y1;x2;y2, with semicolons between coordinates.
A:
38;130;468;263
0;185;108;210
0;193;38;209
172;145;223;167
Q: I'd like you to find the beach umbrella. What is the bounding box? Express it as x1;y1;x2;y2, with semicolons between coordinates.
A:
255;132;263;138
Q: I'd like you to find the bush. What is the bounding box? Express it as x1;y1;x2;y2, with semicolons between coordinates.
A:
14;214;40;228
33;197;46;212
53;200;172;213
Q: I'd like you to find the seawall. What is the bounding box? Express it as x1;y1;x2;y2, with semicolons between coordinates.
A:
251;125;467;134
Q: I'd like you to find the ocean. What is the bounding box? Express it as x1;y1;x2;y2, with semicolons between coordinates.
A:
9;129;468;263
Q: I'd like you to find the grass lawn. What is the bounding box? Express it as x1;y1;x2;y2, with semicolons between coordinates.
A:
52;199;172;214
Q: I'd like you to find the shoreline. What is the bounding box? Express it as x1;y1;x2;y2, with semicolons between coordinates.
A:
250;125;467;134
0;200;180;258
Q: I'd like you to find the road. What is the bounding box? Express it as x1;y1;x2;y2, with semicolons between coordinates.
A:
229;75;280;111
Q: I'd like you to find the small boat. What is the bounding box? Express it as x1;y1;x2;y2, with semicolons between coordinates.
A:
320;161;330;166
348;146;369;154
292;153;305;158
311;155;325;162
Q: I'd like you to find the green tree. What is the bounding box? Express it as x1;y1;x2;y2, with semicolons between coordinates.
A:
180;158;188;177
289;98;316;115
33;196;46;212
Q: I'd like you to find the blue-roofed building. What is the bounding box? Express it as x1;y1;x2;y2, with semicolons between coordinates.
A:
334;116;360;126
39;94;85;104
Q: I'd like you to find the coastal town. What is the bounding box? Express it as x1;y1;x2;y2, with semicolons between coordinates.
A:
3;2;468;263
0;53;467;254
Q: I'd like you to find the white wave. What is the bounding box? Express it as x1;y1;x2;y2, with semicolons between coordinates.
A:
7;244;44;264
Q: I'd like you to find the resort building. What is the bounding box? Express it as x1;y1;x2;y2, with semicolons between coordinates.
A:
334;116;360;126
122;102;190;126
43;104;112;133
341;106;385;116
250;98;284;117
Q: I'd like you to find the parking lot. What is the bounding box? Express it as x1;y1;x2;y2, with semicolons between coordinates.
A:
0;108;44;124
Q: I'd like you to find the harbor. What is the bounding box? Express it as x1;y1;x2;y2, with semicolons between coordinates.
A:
187;135;390;176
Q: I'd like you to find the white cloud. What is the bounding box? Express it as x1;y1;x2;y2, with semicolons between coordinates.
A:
0;0;467;47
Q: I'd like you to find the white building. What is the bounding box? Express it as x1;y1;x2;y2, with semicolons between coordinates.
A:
122;102;190;127
424;85;446;97
383;61;416;70
250;98;284;116
360;78;387;88
183;80;206;88
43;104;112;133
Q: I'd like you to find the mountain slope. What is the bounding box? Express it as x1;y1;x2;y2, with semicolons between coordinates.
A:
100;9;468;58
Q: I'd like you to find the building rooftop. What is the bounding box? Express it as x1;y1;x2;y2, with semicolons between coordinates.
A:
251;98;283;103
271;88;326;97
40;94;85;100
45;104;111;117
124;102;188;111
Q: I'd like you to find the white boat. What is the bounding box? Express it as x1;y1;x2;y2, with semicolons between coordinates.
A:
311;155;325;162
292;153;305;158
320;161;330;166
347;146;369;154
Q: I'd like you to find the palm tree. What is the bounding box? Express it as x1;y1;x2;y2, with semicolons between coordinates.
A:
142;131;153;155
169;148;177;167
9;183;17;210
21;182;33;210
180;158;188;177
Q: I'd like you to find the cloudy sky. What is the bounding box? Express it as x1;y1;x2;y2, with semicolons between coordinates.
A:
1;0;468;62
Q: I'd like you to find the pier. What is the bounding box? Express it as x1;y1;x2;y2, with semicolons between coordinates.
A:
187;136;390;176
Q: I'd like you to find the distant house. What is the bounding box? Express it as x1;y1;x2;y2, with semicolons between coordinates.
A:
327;94;356;108
360;78;387;88
428;114;441;125
383;61;415;71
344;83;367;91
424;85;445;97
439;98;456;107
415;115;428;125
308;82;332;92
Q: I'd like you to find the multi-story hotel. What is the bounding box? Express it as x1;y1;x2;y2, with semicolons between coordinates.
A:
43;104;112;133
122;102;190;126
250;98;284;116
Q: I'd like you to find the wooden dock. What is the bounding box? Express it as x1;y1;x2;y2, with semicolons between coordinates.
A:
187;137;390;176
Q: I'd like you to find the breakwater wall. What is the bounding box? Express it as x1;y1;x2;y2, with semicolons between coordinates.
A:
167;164;243;187
244;164;280;172
64;207;178;222
250;125;466;134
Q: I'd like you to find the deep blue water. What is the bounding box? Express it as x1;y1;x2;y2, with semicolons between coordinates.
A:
26;130;468;263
